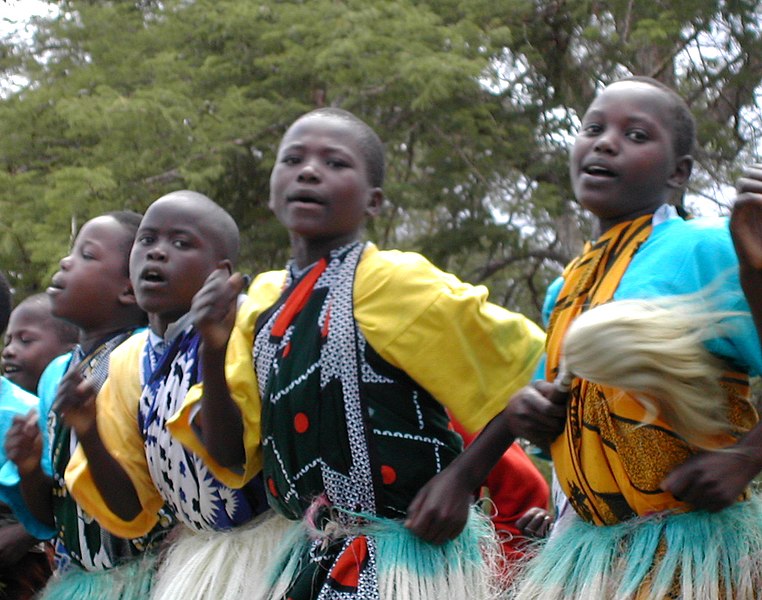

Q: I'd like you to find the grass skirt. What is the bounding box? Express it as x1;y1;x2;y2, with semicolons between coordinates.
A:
266;505;506;599
37;553;157;600
512;497;762;599
150;510;291;600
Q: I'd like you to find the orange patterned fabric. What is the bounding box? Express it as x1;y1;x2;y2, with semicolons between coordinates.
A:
546;216;756;525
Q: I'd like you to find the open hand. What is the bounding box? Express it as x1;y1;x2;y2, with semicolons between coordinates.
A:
5;410;42;476
52;368;97;436
192;268;245;352
405;469;474;545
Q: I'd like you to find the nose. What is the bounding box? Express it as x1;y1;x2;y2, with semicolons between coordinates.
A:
2;342;15;359
593;132;618;155
59;255;72;270
297;161;320;183
146;244;167;261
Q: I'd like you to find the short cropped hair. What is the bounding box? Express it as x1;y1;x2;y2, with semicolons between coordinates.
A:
303;107;386;188
617;76;696;157
19;293;79;344
104;210;143;276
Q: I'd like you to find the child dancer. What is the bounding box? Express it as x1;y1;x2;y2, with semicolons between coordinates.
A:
63;191;280;600
420;77;762;599
0;276;56;600
3;211;172;600
2;294;78;394
172;108;546;599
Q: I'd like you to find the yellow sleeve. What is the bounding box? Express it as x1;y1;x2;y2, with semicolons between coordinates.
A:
168;270;286;488
355;246;545;433
65;331;165;539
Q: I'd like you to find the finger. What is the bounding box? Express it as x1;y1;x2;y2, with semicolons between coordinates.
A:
548;371;573;405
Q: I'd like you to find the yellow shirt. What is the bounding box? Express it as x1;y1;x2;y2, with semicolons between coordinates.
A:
172;244;545;489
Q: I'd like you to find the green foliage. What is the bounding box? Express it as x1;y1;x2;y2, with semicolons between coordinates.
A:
0;0;760;322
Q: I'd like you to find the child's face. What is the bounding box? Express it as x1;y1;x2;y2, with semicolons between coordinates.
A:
2;303;73;393
269;115;381;250
570;81;687;229
48;215;133;332
130;197;221;330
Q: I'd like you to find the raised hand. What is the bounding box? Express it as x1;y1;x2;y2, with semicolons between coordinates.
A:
5;410;42;476
52;368;97;436
192;268;245;352
732;163;762;270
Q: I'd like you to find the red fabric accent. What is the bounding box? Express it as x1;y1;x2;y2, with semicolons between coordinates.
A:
328;535;368;590
294;412;310;433
271;259;328;337
268;477;279;498
321;304;331;338
380;465;397;485
451;418;550;562
283;341;291;357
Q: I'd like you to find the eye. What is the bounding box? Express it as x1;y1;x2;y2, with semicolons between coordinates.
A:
172;238;191;249
326;157;350;169
626;129;649;142
581;123;603;136
281;155;301;165
138;234;154;246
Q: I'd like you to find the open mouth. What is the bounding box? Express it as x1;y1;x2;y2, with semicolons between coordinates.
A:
2;364;20;375
141;269;165;283
287;193;325;205
583;164;616;177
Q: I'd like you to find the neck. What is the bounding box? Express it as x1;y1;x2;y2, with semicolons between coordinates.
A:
290;232;360;270
79;325;133;354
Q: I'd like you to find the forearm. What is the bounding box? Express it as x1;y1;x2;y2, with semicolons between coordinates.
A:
198;343;245;467
77;425;142;522
739;265;762;342
447;410;516;492
18;466;55;528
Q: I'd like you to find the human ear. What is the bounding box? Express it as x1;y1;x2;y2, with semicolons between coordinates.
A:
365;188;384;218
118;282;138;307
217;259;233;276
667;155;693;189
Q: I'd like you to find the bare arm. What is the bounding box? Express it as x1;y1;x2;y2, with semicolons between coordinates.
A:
54;370;142;521
6;411;55;528
405;378;568;544
192;268;245;467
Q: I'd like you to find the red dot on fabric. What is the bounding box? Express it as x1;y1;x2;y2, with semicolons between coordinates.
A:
381;465;397;485
294;412;310;433
268;477;278;497
447;421;455;431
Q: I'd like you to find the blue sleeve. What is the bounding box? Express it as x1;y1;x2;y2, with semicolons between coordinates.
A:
36;353;71;478
617;217;762;375
532;276;563;381
0;379;56;540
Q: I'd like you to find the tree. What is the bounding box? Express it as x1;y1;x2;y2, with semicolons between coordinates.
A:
1;0;761;321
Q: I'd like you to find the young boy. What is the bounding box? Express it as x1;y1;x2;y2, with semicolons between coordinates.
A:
171;108;546;599
426;78;762;599
2;294;78;394
3;211;170;600
63;191;277;600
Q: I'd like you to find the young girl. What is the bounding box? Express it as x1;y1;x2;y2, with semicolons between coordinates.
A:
3;211;173;600
171;108;546;599
422;77;762;599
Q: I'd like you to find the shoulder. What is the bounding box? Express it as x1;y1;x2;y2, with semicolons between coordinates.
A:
109;330;150;372
355;245;475;299
240;270;287;329
0;377;38;413
647;215;732;256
